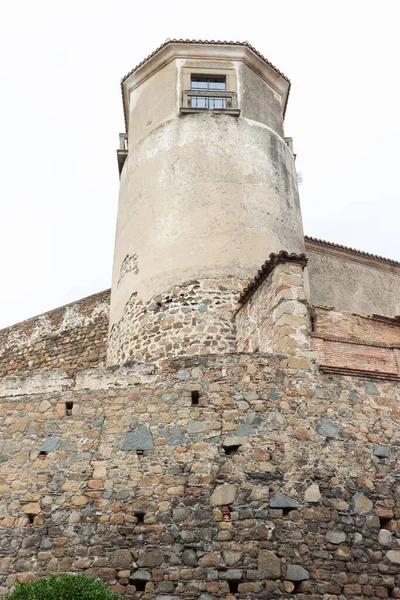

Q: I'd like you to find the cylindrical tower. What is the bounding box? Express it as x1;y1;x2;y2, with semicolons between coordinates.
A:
108;40;305;365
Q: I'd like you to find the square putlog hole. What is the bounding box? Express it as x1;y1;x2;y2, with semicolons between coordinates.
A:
191;391;200;405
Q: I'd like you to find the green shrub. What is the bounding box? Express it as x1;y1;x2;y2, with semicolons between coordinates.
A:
5;574;122;600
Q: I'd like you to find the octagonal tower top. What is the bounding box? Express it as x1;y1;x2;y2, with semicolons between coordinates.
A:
120;39;291;133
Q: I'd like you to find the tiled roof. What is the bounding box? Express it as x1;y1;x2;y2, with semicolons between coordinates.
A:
305;236;400;267
121;39;290;84
238;251;308;305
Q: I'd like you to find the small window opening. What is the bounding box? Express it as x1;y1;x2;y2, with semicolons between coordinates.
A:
380;517;392;529
65;401;73;416
293;582;303;594
134;511;145;524
224;444;241;456
26;513;35;524
228;580;240;594
136;449;144;459
221;505;232;522
191;391;200;405
129;578;146;592
388;588;395;598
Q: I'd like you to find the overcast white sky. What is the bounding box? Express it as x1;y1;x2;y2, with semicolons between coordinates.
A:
0;0;399;329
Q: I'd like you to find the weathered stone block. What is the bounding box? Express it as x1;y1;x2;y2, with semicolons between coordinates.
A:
374;445;391;458
378;529;392;546
258;550;281;579
316;418;341;438
121;425;154;451
112;549;133;569
269;491;299;509
39;437;60;452
351;492;373;514
386;551;400;564
286;565;310;581
326;531;346;544
137;550;162;568
210;483;236;506
304;483;321;503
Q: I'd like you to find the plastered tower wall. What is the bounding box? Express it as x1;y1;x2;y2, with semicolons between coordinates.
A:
108;42;305;366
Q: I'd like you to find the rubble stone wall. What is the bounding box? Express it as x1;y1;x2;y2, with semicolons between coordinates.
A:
0;291;110;377
0;355;399;598
107;279;245;366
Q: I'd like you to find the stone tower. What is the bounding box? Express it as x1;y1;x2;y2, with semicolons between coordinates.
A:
107;40;305;366
1;39;400;600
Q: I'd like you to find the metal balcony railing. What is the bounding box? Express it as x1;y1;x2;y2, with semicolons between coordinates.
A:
180;90;240;116
117;133;128;176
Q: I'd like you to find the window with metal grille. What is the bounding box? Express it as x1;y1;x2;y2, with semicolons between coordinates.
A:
190;75;227;109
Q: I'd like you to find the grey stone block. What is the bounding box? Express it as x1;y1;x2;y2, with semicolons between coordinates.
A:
132;570;151;581
168;428;186;446
326;531;347;544
39;437;60;453
121;425;154;451
365;382;379;395
219;569;243;580
188;421;207;434
286;564;310;581
235;424;254;436
181;549;197;567
269;491;299;509
374;445;390;458
316;418;341;438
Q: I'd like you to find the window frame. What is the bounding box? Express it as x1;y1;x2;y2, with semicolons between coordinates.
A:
180;66;240;116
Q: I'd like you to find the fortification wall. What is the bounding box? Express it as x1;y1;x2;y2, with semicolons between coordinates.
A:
0;356;399;598
305;239;400;317
0;291;110;377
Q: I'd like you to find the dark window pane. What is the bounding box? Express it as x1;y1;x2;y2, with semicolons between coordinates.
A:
190;75;227;110
209;78;226;90
191;75;226;90
191;77;208;89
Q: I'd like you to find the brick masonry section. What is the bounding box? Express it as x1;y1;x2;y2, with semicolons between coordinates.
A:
0;290;110;377
0;354;399;597
312;336;400;380
311;307;400;380
312;306;400;346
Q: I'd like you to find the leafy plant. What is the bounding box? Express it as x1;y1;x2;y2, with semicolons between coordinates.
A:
5;574;122;600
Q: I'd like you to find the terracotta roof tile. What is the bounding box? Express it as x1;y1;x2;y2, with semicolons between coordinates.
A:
305;236;400;266
238;251;308;305
121;39;290;84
